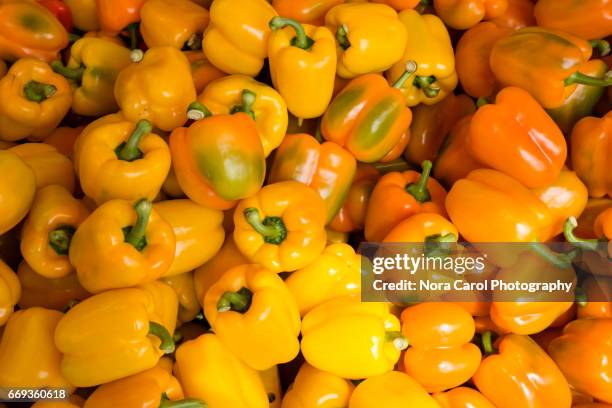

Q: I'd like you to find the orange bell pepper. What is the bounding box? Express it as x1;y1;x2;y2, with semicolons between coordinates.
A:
383;212;458;243
577;276;612;319
433;387;496;408
487;0;534;30
184;51;225;95
572;199;612;239
434;0;508;30
534;0;612;40
140;0;209;49
43;126;82;158
364;160;447;242
348;371;439;407
473;334;572;408
549;319;612;404
271;0;343;25
0;259;19;327
10;143;75;193
566;207;612;257
97;0;146;35
571;112;612;198
400;303;481;393
467;87;567;189
371;0;421;11
281;362;354;408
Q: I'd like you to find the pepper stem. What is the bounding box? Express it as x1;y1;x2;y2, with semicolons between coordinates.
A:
590;39;611;57
48;226;75;255
23;80;57;103
243;207;288;245
575;286;587;307
187;101;212;121
424;233;456;258
230;89;257;120
481;331;494;355
269;17;314;50
392;60;418;89
159;395;207;408
386;331;409;351
217;287;253;313
148;321;175;354
335;24;350;50
529;242;578;269
51;61;84;83
127;23;139;50
124;199;152;251
372;159;410;174
414;75;440;98
564;71;612;87
564;216;601;251
405;160;433;203
116;120;152;161
476;97;489;107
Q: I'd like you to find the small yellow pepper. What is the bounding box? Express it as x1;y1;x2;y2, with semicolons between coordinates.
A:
0;149;36;235
10;143;75;193
282;362;354;408
140;0;209;49
348;371;439;408
204;264;301;370
114;46;197;132
0;58;72;142
0;259;19;327
20;185;90;279
163;272;201;325
301;295;408;379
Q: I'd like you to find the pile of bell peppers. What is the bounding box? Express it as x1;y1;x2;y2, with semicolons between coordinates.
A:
0;0;611;407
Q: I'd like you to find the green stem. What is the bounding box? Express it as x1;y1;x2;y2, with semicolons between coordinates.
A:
564;216;602;251
116;120;152;161
590;39;611;57
269;17;314;50
372;159;410;174
392;60;418;89
148;321;175;354
123;199;152;251
68;33;81;43
62;299;79;313
230;89;257;120
159;398;207;408
424;233;456;258
414;75;440;98
48;226;75;255
187;101;212;121
243;207;287;245
217;287;253;313
50;61;84;83
335;24;350;50
476;97;489;107
127;23;139;50
575;286;587;307
23;80;57;103
529;242;578;269
385;331;409;351
564;71;612;87
482;331;494;355
405;160;432;203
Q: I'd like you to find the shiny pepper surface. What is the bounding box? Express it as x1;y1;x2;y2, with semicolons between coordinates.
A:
301;295;408;379
115;47;196;132
487;0;534;29
473;334;572;408
272;0;343;25
233;181;327;273
0;149;36;235
434;0;508;30
534;0;612;40
281;362;354;408
434;387;495;408
0;259;19;327
96;0;146;35
55;282;178;387
329;164;379;233
348;371;439;408
382;212;458;243
0;58;71;142
140;0;209;49
204;264;300;370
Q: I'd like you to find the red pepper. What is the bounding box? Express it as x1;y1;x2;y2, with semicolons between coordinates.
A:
38;0;73;32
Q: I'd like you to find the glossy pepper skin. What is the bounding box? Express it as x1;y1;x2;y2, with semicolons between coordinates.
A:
140;0;209;49
10;143;75;193
434;0;508;30
281;362;354;408
0;308;72;391
0;260;19;327
170;111;265;210
38;0;73;32
329;164;379;233
400;303;481;392
490;28;612;110
301;295;408;379
115;47;197;132
321;72;413;163
162;272;201;324
474;334;572;408
96;0;146;35
365;161;447;242
383;212;458;243
272;0;343;25
387;10;457;107
52;38;132;117
348;371;439;408
154;199;224;277
434;387;495;408
571;112;612;198
467;87;567;189
55;281;178;387
203;0;278;76
20;185;90;279
549;319;612;404
0;0;68;62
198;75;288;157
447;169;553;242
233;181;327;273
325;3;407;78
174;333;269;408
69;199;176;294
268;17;336;119
0;58;72;142
204;264;300;370
74;114;171;205
534;0;612;40
269;133;356;223
487;0;534;29
0;150;36;235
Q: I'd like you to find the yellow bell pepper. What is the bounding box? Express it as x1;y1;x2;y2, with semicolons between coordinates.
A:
64;0;99;31
10;143;75;193
154;199;225;276
233;181;327;273
285;243;361;316
325;3;408;78
268;18;337;119
0;259;19;327
0;307;73;391
0;58;72;142
282;362;354;408
0;149;36;235
197;75;288;157
162;272;201;325
386;10;458;107
73;113;171;205
173;333;269;408
301;295;408;379
17;261;90;311
259;366;282;408
204;264;301;370
140;0;209;49
51;38;132;117
348;371;439;408
55;281;178;387
203;0;278;76
20;185;90;279
69;199;176;293
114;46;197;132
